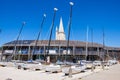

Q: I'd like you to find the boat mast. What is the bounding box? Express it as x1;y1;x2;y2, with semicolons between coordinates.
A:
31;14;46;60
103;28;105;61
91;28;93;61
46;8;58;61
102;27;105;69
18;39;23;61
13;22;26;60
65;2;74;62
85;26;89;60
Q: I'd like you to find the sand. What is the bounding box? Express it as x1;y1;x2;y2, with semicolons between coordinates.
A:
82;64;120;80
0;64;120;80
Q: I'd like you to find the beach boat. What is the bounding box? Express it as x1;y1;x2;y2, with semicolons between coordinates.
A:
21;14;46;71
86;61;94;69
15;62;25;69
0;22;25;67
11;60;26;69
107;59;118;66
62;64;86;75
22;61;46;70
22;62;38;70
0;61;16;67
12;22;26;60
36;8;63;73
21;57;46;71
30;13;46;61
93;60;102;66
45;64;61;73
0;62;7;67
44;8;63;73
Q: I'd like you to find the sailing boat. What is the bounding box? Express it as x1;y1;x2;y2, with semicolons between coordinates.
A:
15;39;26;69
30;13;46;62
0;22;26;68
22;14;47;70
86;28;96;69
45;7;58;64
45;8;62;73
12;22;26;61
62;2;86;75
85;26;93;69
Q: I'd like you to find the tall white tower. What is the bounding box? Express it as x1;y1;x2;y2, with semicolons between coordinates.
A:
56;17;66;40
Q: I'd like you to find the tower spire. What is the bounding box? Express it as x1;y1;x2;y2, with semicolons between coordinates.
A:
55;17;66;40
59;17;64;32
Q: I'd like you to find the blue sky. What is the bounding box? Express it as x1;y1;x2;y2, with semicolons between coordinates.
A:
0;0;120;47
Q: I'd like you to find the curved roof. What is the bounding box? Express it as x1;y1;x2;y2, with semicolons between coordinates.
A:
3;40;120;50
3;40;103;48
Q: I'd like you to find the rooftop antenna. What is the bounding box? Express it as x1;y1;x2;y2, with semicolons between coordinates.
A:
30;13;46;61
46;8;58;62
65;2;74;62
13;22;26;60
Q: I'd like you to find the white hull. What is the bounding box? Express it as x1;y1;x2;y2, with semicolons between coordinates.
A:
45;64;61;73
0;62;7;67
22;63;45;70
62;65;86;75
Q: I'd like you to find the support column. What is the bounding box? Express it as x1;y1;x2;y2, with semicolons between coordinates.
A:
38;46;41;60
0;46;4;61
28;45;31;60
73;46;75;56
44;45;46;59
59;46;61;56
97;47;100;60
107;49;109;60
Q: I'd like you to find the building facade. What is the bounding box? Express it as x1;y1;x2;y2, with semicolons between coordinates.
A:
1;17;120;62
1;40;120;62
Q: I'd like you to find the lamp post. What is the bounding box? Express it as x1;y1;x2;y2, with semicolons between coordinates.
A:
13;22;26;60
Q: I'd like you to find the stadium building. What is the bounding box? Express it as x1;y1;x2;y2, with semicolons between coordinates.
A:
1;18;120;62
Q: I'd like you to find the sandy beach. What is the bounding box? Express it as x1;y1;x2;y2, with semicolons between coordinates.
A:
82;64;120;80
0;64;120;80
